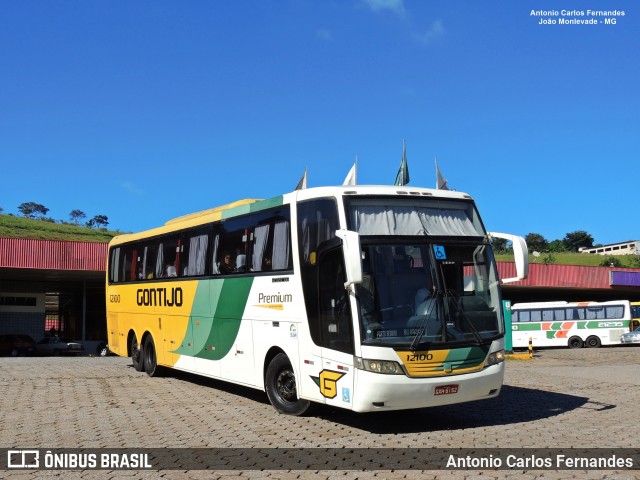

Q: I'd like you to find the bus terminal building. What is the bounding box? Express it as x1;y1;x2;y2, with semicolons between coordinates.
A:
0;237;107;354
1;236;640;351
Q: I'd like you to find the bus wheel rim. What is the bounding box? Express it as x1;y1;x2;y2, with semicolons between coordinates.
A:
276;370;297;402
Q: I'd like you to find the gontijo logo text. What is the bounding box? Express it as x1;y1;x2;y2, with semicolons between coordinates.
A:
136;287;183;307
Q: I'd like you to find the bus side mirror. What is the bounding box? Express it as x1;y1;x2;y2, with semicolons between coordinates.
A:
335;230;363;291
489;232;529;284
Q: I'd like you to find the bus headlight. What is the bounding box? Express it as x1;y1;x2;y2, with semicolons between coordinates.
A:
483;350;505;368
355;357;404;375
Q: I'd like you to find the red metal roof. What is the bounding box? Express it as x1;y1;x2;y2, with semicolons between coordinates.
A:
1;237;638;289
0;237;107;272
497;262;640;290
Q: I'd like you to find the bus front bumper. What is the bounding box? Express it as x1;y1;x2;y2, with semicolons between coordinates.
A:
350;362;504;412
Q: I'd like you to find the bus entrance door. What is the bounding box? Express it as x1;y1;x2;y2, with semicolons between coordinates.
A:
316;245;355;409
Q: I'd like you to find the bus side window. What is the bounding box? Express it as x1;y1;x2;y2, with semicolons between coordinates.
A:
119;244;136;282
270;217;291;271
155;238;179;278
554;308;565;321
217;218;249;274
183;231;209;277
605;305;623;319
109;247;121;283
142;244;157;279
250;216;291;272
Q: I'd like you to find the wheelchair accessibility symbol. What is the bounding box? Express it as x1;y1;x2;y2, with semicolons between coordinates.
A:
342;387;350;403
433;245;447;260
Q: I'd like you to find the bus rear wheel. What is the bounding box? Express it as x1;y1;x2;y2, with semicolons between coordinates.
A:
568;336;583;349
143;335;163;377
585;336;601;348
130;334;144;372
265;353;311;416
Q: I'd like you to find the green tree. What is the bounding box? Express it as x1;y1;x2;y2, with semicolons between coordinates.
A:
542;253;556;264
548;240;567;252
525;233;549;253
18;202;49;219
563;230;594;252
87;214;109;229
491;237;509;253
69;210;86;225
600;256;622;267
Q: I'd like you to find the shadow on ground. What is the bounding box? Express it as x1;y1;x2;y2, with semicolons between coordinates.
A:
156;366;611;434
316;384;610;434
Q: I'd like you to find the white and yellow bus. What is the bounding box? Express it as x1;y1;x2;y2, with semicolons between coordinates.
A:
106;185;528;415
511;300;632;349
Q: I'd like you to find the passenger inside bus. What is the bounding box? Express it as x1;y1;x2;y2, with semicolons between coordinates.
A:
414;286;431;312
409;296;442;336
262;257;272;271
219;253;235;274
235;253;247;272
165;262;177;277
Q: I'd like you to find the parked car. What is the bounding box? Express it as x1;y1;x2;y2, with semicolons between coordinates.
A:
620;326;640;345
0;334;36;356
35;336;84;356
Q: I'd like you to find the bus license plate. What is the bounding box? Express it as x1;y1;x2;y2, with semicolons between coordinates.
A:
434;384;459;396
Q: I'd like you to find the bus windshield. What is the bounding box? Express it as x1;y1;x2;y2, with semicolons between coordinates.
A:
356;242;502;348
347;197;502;349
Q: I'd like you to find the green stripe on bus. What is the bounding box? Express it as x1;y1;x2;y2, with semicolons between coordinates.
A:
513;323;541;331
199;277;253;360
173;277;254;361
448;345;489;360
584;320;630;329
440;345;489;371
221;196;284;219
172;281;215;356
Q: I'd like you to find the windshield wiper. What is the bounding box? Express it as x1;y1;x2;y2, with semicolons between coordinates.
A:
445;291;483;345
409;290;442;351
409;290;484;350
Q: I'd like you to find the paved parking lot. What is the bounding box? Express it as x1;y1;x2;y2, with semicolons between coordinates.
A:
1;347;639;479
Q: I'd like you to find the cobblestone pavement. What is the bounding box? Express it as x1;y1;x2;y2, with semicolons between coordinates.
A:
0;347;638;479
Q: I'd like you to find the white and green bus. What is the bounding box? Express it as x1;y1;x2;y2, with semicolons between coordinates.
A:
106;185;528;415
511;300;632;349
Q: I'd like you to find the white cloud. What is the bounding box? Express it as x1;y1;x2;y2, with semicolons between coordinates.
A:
120;181;143;195
361;1;444;47
316;28;332;41
413;19;445;46
362;0;406;17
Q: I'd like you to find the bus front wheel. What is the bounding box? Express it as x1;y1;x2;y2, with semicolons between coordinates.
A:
265;353;311;416
568;336;583;349
131;334;144;372
585;336;601;348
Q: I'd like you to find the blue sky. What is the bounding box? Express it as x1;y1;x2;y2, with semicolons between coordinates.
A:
1;1;637;245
